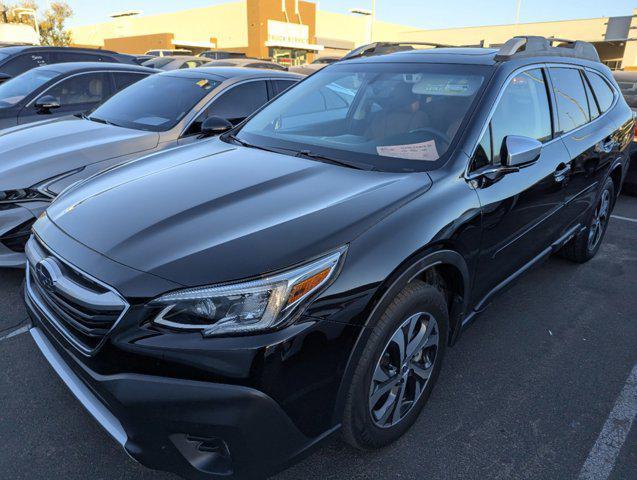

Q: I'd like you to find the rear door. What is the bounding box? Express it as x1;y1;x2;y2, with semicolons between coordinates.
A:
548;66;617;226
18;72;112;125
470;67;573;304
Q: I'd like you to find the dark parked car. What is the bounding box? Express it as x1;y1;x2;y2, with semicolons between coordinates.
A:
613;70;637;194
205;58;288;71
289;55;342;75
0;46;139;85
0;62;155;130
25;37;632;479
142;55;211;71
0;67;301;267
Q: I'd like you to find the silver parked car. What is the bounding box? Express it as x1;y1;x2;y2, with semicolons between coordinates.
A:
0;67;302;267
142;55;211;71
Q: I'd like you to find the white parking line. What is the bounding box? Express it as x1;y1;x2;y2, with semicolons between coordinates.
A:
611;215;637;224
578;363;637;480
0;324;29;342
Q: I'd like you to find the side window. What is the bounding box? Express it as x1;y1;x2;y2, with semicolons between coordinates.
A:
585;71;615;113
473;124;493;170
550;67;590;134
204;81;268;124
186;81;268;135
42;72;111;106
490;68;552;165
54;52;108;63
113;72;147;91
272;80;296;96
3;52;52;76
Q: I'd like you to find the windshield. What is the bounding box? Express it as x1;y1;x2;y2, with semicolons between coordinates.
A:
89;74;220;131
617;78;637;108
236;63;489;171
142;57;173;69
0;68;58;108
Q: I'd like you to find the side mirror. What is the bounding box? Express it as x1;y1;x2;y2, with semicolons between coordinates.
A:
200;116;233;137
502;135;542;168
34;95;61;113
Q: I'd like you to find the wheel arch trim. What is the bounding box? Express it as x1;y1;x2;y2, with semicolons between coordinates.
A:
332;248;471;424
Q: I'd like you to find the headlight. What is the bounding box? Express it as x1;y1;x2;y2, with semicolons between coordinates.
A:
0;168;84;205
0;188;49;204
149;246;347;336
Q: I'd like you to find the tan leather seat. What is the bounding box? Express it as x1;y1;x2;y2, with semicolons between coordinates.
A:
366;83;430;141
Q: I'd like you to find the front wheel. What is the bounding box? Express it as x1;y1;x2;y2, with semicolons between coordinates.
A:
559;177;615;263
342;281;448;450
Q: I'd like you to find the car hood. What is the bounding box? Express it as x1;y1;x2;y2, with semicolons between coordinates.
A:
47;139;432;287
0;116;159;191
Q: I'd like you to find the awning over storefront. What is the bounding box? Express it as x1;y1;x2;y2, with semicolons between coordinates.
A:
264;40;324;51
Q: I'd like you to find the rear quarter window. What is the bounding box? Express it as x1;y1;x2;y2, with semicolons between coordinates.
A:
585;71;615;113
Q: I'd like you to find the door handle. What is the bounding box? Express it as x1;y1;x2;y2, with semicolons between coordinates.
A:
554;163;571;182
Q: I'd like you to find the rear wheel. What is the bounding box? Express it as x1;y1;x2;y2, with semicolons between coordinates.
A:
559;177;614;263
342;280;448;449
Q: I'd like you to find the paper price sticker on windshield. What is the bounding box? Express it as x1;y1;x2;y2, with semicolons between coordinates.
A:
376;140;439;161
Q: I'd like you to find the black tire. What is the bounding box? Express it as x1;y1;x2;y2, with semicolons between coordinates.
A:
559;177;615;263
342;280;448;450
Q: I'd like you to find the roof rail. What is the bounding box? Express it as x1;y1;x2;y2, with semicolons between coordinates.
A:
494;36;600;62
342;41;454;60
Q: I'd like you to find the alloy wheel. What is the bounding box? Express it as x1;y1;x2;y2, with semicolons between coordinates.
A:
588;189;611;251
368;312;439;429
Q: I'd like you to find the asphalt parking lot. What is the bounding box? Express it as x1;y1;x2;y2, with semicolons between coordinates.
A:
0;195;635;480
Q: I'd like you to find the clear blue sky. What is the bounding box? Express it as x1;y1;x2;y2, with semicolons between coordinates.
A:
37;0;636;29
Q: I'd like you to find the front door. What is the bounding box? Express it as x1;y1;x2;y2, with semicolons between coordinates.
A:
469;67;572;306
18;72;112;125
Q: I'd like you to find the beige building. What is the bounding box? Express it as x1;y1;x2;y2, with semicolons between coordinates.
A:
71;1;637;69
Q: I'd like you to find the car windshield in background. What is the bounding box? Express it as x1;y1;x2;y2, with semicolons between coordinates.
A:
0;68;58;108
88;74;220;131
617;78;637;108
237;63;489;171
142;57;173;69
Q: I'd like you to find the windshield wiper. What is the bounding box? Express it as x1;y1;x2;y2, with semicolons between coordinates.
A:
87;115;112;125
292;148;370;171
226;135;370;170
225;133;284;155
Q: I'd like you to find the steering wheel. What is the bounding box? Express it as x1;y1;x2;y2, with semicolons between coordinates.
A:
408;127;451;151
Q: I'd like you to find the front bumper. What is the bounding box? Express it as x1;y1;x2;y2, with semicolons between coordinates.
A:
28;316;331;480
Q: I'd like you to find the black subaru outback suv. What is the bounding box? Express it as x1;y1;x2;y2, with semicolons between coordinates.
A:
24;37;633;479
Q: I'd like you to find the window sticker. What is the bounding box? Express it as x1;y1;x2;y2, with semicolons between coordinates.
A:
196;79;213;89
376;140;439;161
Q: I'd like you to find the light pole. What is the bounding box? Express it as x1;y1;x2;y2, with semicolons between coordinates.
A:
349;2;375;44
515;0;522;30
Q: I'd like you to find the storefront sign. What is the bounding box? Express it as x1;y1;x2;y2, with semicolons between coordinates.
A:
267;20;309;45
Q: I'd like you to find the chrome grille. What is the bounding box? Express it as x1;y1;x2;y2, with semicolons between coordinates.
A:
25;236;128;355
